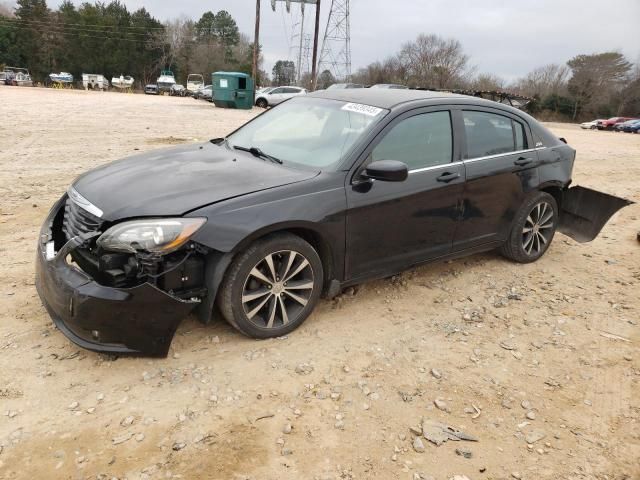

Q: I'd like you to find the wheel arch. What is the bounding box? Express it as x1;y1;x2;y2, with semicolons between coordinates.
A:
197;221;338;324
231;222;336;288
538;182;565;209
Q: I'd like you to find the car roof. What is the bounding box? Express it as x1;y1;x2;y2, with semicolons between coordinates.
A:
309;88;488;110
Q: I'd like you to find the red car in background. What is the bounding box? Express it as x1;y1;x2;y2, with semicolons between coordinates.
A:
597;117;637;130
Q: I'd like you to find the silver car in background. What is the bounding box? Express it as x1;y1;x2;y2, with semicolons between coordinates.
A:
255;86;307;108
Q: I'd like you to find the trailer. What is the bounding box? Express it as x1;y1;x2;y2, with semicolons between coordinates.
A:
82;73;108;91
186;74;204;95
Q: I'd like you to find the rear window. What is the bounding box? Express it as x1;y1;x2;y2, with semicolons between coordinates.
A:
463;111;527;159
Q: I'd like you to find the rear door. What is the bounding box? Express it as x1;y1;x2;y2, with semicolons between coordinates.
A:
452;108;540;251
282;87;304;100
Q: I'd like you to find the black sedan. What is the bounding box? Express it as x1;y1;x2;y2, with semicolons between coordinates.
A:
35;89;631;356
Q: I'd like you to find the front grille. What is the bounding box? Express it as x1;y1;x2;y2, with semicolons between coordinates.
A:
62;197;104;241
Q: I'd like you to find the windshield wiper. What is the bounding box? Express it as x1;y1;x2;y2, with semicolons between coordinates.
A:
233;145;283;164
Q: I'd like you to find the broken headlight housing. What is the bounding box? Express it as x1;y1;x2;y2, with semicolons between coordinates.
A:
97;218;206;254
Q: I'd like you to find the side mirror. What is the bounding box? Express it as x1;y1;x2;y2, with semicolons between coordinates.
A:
363;160;408;182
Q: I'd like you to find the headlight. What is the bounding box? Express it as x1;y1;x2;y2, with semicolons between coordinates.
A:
97;218;206;254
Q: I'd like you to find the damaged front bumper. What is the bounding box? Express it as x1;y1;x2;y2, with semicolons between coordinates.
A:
35;198;199;356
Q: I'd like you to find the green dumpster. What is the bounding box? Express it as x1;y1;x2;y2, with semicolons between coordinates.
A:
212;72;255;109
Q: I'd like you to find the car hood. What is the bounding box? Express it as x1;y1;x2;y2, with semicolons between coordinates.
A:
73;142;319;221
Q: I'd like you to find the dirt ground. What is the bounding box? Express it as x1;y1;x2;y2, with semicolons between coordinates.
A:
0;87;638;480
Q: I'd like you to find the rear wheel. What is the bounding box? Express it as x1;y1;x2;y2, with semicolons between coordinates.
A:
500;192;558;263
218;234;323;338
256;98;268;108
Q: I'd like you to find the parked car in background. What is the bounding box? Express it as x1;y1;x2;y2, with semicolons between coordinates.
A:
580;119;603;129
255;86;306;108
597;117;635;130
370;84;408;89
613;119;639;132
622;119;640;133
256;86;276;96
144;84;159;95
35;89;631;356
326;83;365;90
194;85;213;101
170;84;187;97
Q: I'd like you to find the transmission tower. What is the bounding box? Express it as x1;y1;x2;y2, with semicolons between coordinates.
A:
287;6;307;83
318;0;351;81
271;0;319;85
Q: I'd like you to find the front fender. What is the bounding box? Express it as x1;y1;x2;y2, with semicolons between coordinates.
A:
188;177;348;309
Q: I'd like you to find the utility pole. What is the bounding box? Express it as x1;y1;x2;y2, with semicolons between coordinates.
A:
296;6;305;84
252;0;261;85
311;0;320;90
270;0;321;90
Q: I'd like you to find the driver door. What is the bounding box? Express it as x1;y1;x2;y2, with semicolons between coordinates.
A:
268;87;286;105
345;108;465;280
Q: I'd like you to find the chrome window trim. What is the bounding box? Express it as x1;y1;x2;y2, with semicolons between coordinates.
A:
67;186;104;218
407;146;547;174
408;161;464;175
463;147;546;163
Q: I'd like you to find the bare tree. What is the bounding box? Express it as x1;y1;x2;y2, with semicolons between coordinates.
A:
398;34;469;88
351;56;406;86
468;73;505;91
513;63;569;98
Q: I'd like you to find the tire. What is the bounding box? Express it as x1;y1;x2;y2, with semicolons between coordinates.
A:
256;98;268;108
218;233;324;338
500;192;558;264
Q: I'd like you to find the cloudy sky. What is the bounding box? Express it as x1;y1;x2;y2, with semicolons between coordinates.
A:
34;0;640;80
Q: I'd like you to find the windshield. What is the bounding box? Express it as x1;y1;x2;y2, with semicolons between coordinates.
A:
227;97;387;169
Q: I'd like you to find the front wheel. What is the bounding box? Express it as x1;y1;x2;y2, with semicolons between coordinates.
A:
218;234;323;338
256;98;268;108
500;192;558;263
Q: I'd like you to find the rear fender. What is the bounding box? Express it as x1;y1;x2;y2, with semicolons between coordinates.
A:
559;186;633;243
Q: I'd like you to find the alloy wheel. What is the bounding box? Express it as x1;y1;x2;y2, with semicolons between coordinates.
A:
241;250;315;329
522;201;554;255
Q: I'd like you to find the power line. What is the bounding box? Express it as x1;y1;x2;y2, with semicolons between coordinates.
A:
0;16;167;30
0;19;159;37
0;19;233;48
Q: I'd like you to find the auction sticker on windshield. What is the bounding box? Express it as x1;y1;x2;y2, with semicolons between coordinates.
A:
341;103;383;117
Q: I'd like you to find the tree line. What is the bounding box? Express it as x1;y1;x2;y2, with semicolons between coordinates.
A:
0;0;264;86
349;34;640;121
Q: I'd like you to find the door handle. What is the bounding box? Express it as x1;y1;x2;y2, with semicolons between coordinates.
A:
436;172;460;183
514;157;533;166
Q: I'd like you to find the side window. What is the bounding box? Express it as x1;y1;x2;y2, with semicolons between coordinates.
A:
463;111;522;158
284;87;300;94
371;111;452;170
270;88;284;94
513;120;526;150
